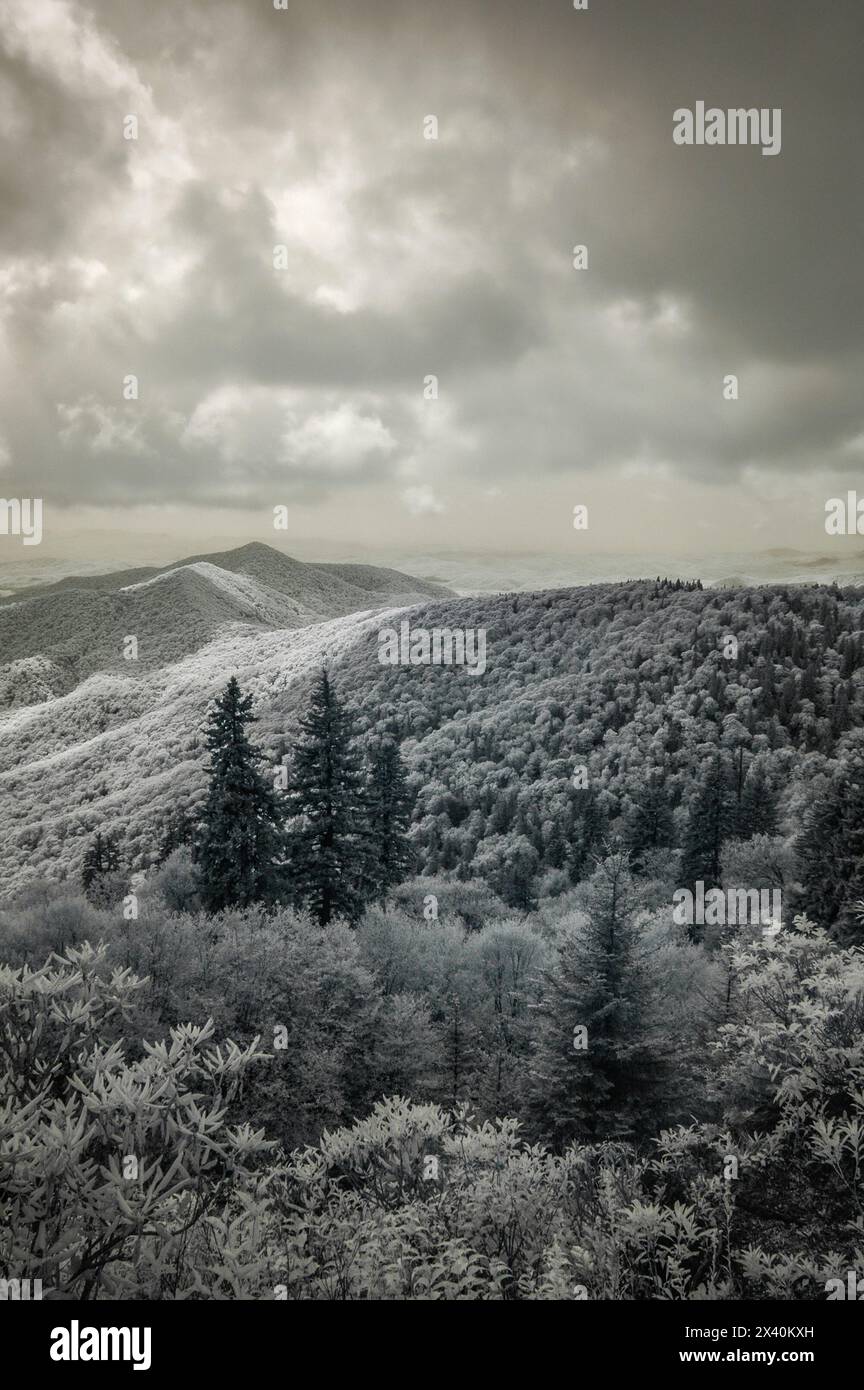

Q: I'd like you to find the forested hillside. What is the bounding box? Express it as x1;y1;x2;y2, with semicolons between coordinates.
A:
3;574;864;1301
269;579;864;932
5;575;864;935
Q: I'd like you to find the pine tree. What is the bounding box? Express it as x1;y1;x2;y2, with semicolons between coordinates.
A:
195;677;284;913
81;831;122;904
366;740;416;901
797;740;864;943
568;786;607;883
680;753;734;890
156;808;196;865
624;771;675;871
498;835;539;911
439;991;480;1110
544;819;567;870
283;668;371;925
736;759;778;839
530;853;665;1147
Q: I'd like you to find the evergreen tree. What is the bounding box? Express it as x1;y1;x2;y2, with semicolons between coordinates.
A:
680;753;735;891
81;831;122;904
498;835;539;911
530;853;665;1147
736;759;778;839
439;991;481;1110
156;808;196;865
568;787;607;883
796;739;864;943
624;771;675;870
544;819;567;870
195;677;284;913
366;740;416;901
283;668;371;925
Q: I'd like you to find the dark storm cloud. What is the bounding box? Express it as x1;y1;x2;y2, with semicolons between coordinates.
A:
0;0;862;515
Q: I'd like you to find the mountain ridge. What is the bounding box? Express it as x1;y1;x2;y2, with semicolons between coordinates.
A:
0;541;451;607
0;542;453;709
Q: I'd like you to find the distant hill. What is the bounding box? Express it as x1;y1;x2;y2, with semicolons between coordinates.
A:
0;543;452;707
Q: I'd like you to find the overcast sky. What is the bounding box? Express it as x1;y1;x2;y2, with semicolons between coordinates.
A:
1;0;863;563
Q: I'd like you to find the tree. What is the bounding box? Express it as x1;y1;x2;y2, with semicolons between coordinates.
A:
736;759;778;839
283;668;371;925
721;834;793;895
624;771;675;871
680;753;735;892
365;741;415;902
796;738;864;942
530;853;667;1147
147;847;202;915
81;831;122;905
156;808;196;865
498;835;540;911
568;787;608;883
474;834;539;911
195;677;284;913
712;916;864;1232
470;918;548;1118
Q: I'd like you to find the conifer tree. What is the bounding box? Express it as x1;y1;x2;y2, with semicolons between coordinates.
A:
530;853;665;1147
544;819;567;870
156;808;196;865
196;677;284;913
796;738;864;943
440;991;481;1110
81;831;122;904
365;740;415;902
680;753;734;890
736;759;778;839
283;668;371;925
624;771;675;871
498;835;539;911
568;786;607;883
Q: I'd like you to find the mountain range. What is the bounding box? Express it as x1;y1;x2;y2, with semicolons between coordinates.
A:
0;542;450;708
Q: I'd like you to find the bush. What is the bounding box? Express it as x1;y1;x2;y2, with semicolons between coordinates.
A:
0;943;272;1299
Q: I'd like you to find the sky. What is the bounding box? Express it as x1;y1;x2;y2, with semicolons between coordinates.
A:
1;0;863;568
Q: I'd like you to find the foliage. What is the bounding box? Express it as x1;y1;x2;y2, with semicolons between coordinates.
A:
1;904;862;1299
0;944;272;1299
195;677;285;912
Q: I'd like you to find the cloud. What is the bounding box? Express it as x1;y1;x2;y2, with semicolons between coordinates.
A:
183;386;396;478
402;484;445;517
58;396;154;457
0;0;862;551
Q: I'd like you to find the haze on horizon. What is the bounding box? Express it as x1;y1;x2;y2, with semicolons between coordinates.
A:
1;0;863;568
